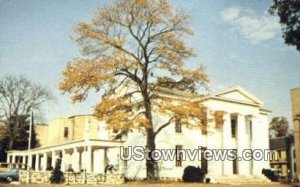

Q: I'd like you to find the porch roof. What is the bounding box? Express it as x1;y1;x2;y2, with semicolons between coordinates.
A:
7;139;124;155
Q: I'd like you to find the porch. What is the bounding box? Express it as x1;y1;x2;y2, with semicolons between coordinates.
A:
6;139;124;173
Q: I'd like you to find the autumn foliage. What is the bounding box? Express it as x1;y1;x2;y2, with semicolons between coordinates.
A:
59;0;209;180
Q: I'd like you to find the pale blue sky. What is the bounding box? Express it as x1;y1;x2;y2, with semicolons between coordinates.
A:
0;0;299;126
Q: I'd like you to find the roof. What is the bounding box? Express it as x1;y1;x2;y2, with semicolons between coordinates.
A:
52;85;270;122
192;86;270;112
7;139;125;154
291;87;300;91
210;86;263;105
68;114;94;119
155;86;197;99
269;137;288;150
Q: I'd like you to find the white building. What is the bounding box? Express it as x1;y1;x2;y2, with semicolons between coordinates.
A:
7;86;271;182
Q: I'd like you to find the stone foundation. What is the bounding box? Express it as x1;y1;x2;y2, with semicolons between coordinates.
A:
19;170;124;184
159;177;182;182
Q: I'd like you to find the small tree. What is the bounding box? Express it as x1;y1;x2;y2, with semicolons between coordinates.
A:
8;114;40;150
269;116;289;137
50;158;64;184
0;75;52;150
59;0;209;180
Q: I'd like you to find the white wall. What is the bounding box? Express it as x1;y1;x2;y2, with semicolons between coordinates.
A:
123;97;270;179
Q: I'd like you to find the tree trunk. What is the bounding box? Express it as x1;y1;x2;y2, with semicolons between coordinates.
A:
146;128;156;180
7;118;16;150
8;138;14;150
142;88;157;180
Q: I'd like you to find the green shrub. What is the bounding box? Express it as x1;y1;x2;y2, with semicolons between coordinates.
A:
50;158;64;183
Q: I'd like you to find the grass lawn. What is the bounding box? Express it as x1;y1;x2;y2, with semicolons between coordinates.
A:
0;181;293;187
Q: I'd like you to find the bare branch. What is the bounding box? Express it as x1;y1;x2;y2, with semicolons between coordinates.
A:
154;116;175;137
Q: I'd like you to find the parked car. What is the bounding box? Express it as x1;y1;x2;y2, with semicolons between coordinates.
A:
0;168;19;182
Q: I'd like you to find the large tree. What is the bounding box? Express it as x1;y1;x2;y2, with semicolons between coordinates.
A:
269;0;300;52
60;0;208;179
0;75;52;150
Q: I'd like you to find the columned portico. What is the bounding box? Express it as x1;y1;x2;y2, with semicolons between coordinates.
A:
219;112;257;176
7;139;124;173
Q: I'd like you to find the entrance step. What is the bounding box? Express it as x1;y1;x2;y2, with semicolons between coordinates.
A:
208;175;271;184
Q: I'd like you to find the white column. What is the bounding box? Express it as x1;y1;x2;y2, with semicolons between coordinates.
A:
72;148;80;172
251;116;259;175
223;113;233;175
79;150;82;172
7;154;11;163
237;114;249;175
28;154;32;169
10;155;16;169
86;146;93;172
35;154;40;171
61;150;66;172
245;115;253;175
51;151;56;168
251;116;269;175
103;148;108;173
42;153;48;171
22;156;26;169
12;155;16;163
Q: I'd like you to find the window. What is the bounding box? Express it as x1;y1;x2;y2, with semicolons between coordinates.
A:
64;127;69;138
231;119;236;138
271;151;277;161
278;150;281;160
175;118;182;133
294;163;297;173
175;145;183;167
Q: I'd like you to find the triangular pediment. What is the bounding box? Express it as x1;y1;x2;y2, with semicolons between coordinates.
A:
214;86;263;105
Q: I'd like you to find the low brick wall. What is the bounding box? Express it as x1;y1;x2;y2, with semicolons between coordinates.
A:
19;171;52;183
19;170;124;184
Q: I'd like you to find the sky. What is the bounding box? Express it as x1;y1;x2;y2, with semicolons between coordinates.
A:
0;0;299;126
